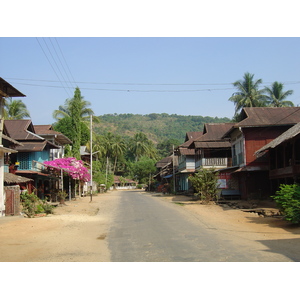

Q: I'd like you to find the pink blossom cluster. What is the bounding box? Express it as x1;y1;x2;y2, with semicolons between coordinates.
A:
44;157;91;182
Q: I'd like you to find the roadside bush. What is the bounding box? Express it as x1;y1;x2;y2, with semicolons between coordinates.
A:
21;192;54;218
188;168;219;202
271;184;300;224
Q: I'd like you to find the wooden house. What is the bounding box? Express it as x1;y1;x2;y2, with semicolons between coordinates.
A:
0;77;26;216
34;125;72;160
220;107;300;200
175;131;202;193
255;122;300;194
192;123;234;172
4;119;61;199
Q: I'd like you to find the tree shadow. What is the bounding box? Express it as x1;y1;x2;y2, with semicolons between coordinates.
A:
257;238;300;261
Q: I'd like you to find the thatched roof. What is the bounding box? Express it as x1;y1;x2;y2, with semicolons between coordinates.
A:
4;173;33;184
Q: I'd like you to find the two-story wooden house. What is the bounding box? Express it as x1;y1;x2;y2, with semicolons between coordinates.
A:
220;107;300;200
175;131;202;193
4;120;70;199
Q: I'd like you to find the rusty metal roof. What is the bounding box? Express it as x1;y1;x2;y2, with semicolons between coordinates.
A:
179;148;195;155
34;125;72;145
14;140;60;152
192;123;234;149
256;122;300;155
223;107;300;138
0;77;26;98
185;131;203;141
4;120;41;140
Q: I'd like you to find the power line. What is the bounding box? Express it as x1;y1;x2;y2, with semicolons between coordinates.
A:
36;38;72;98
54;38;78;87
5;77;300;87
5;81;236;93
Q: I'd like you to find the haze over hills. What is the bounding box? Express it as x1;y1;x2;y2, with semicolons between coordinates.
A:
94;113;232;144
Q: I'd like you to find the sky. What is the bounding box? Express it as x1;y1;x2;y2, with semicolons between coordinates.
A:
1;37;300;125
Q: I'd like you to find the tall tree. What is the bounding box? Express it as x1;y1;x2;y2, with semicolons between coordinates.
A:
129;132;157;161
111;135;126;173
69;88;82;159
264;81;294;107
52;96;94;121
229;72;267;120
4;98;30;120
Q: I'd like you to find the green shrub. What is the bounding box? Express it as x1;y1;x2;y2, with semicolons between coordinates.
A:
188;168;219;202
271;184;300;224
20;192;54;217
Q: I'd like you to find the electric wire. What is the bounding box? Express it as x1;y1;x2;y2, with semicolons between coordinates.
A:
36;38;71;98
41;38;73;97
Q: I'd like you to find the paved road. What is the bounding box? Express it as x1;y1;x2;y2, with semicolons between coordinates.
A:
108;191;292;262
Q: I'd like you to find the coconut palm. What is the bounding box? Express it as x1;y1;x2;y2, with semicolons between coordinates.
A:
4;98;30;120
229;72;267;118
53;97;93;121
129;132;158;161
111;135;126;173
264;81;294;107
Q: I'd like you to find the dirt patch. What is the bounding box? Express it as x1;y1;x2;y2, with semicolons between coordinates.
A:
0;191;119;262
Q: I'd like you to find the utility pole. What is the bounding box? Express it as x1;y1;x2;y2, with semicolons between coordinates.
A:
90;115;93;202
173;145;175;194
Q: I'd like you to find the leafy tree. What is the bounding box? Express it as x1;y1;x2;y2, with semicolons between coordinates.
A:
53;116;89;146
127;156;157;184
265;81;294;107
53;88;93;159
229;72;267;120
4;98;30;120
188;168;219;202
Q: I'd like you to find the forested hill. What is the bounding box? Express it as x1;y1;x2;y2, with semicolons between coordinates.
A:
94;113;232;143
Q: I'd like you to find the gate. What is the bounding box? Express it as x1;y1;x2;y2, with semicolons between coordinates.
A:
4;186;20;216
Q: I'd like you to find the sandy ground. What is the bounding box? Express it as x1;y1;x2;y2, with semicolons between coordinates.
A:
0;191;119;262
1;190;300;262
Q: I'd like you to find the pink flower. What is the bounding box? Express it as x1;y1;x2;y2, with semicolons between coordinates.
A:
44;157;91;182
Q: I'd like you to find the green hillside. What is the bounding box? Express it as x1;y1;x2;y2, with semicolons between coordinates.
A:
94;113;232;144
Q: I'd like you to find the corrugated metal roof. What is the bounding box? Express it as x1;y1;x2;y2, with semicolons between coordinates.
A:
15;141;60;152
255;122;300;154
34;125;72;145
179;148;195;155
4;120;41;140
223;107;300;138
195;123;234;142
186;131;203;141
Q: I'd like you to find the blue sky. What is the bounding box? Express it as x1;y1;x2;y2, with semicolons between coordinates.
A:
1;37;300;125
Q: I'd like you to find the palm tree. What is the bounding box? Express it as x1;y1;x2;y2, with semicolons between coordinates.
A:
129;132;158;161
52;93;94;121
229;72;267;119
264;81;294;107
4;98;30;120
111;135;126;173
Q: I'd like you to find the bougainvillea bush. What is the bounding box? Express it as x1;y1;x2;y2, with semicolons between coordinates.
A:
44;157;90;182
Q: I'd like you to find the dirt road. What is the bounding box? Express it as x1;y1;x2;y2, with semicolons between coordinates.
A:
1;190;300;262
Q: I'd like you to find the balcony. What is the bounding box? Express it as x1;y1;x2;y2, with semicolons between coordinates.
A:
196;157;230;169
